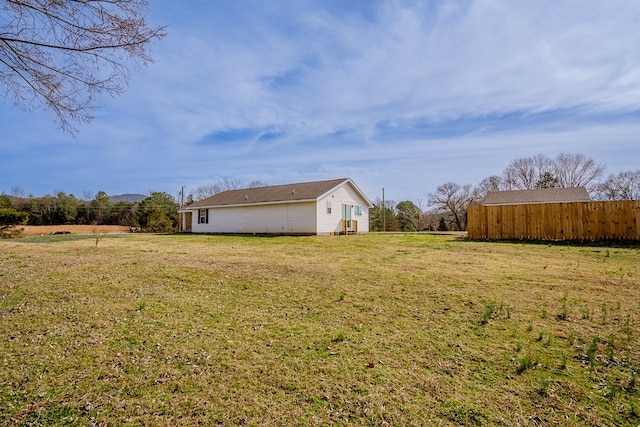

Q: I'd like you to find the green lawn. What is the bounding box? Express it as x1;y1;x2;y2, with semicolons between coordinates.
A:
1;233;639;426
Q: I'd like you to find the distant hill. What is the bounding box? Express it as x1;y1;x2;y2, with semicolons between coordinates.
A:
109;194;146;203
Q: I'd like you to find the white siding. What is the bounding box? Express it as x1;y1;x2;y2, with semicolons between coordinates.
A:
316;183;370;234
191;202;316;234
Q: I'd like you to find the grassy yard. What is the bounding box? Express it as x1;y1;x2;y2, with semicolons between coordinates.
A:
1;233;639;426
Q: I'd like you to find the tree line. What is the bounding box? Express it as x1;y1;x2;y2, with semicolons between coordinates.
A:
0;190;179;237
0;177;271;237
374;152;640;232
2;153;638;236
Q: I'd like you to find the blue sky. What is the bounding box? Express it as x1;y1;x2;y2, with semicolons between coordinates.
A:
2;0;640;202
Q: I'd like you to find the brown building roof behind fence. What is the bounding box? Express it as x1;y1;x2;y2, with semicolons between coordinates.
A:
482;187;590;205
188;178;351;208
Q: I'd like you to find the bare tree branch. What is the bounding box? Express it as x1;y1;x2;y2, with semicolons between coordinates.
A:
0;0;166;134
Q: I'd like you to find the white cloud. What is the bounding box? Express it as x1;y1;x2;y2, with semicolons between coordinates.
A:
109;0;640;141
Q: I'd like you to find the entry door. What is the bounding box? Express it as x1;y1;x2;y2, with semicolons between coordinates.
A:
341;204;352;221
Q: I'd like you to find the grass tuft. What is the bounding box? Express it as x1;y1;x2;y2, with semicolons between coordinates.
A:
479;300;497;325
558;291;569;320
333;330;346;343
538;378;551;397
587;336;600;369
516;354;537;374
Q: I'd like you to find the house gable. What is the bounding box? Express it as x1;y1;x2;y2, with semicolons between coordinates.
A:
316;180;371;234
317;179;373;208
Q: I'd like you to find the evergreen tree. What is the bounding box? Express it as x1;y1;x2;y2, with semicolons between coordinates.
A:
137;192;178;232
90;191;112;224
535;172;559;189
396;200;421;231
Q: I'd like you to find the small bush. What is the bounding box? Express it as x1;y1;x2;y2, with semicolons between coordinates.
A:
558;292;569;320
587;336;600;369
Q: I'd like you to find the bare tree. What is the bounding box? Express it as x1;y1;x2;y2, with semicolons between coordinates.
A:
414;197;430;231
82;190;94;202
595;170;640;200
195;179;239;201
217;177;244;192
247;180;268;188
428;182;479;231
0;0;166;133
503;154;553;190
194;184;218;201
194;178;267;201
502;153;603;193
476;175;505;200
552;152;604;192
10;185;25;198
420;208;440;231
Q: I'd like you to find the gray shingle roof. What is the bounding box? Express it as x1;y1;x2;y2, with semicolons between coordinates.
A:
482;187;590;205
188;178;354;208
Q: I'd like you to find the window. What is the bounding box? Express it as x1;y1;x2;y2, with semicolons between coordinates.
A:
326;201;332;214
198;208;208;224
355;205;362;216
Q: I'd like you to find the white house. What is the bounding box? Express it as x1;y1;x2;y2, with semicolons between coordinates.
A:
179;178;372;235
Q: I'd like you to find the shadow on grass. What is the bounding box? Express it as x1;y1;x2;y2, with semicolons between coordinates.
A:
177;232;317;238
465;237;640;249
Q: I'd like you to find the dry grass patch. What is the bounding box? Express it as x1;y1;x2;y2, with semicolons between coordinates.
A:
17;225;132;237
0;233;639;425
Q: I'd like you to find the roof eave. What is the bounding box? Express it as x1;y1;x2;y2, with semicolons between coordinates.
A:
181;198;317;210
317;178;374;207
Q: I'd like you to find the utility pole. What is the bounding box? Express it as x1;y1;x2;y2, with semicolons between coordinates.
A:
382;187;385;232
179;185;185;232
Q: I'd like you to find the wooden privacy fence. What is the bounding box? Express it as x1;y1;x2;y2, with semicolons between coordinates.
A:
468;200;640;241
